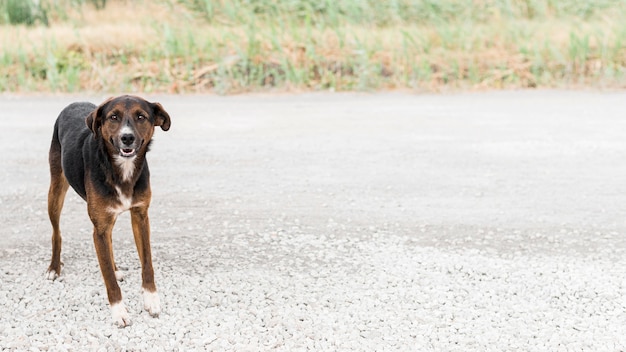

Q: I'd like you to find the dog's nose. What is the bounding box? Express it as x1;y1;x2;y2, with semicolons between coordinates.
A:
121;134;135;146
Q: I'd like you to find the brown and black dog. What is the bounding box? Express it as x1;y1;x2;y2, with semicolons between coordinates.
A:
46;95;171;327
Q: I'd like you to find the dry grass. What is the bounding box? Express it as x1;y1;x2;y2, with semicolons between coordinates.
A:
1;0;626;93
1;2;180;54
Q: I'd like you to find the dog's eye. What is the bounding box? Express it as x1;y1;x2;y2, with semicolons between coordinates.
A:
110;114;118;121
137;114;145;120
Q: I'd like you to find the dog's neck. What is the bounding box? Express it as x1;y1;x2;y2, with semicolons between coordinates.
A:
113;155;138;183
96;137;151;187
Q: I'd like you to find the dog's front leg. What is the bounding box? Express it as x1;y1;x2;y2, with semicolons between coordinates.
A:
91;215;130;327
131;206;161;317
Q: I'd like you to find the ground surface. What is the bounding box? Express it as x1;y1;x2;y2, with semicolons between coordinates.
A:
1;91;626;351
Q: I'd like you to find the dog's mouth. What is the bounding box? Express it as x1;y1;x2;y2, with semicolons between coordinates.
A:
120;148;136;157
111;137;142;158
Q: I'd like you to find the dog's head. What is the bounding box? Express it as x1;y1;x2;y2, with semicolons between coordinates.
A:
86;95;171;158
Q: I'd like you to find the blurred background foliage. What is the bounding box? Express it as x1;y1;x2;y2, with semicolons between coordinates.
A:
1;0;625;93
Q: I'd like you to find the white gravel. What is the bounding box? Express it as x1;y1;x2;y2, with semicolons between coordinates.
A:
2;230;626;351
0;231;626;351
2;91;626;350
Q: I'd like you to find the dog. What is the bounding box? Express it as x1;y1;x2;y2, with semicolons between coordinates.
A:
46;95;171;327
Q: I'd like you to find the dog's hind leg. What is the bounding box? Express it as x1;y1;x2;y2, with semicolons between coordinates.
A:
46;138;69;280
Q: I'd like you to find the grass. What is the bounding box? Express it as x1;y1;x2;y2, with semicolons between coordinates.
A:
1;0;626;93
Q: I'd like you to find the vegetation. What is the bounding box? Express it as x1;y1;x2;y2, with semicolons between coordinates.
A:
1;0;626;93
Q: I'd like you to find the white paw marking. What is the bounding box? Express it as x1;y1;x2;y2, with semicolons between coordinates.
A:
143;289;161;317
115;270;124;281
45;270;59;281
111;302;131;327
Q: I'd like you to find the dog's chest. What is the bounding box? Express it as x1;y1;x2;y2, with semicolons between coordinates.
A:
108;186;140;215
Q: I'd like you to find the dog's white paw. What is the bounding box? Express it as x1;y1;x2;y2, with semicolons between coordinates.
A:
45;269;59;281
115;270;124;281
46;262;63;280
143;289;161;317
111;302;131;327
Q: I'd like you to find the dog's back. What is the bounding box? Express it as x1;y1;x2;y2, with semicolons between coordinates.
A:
51;102;96;200
55;102;94;144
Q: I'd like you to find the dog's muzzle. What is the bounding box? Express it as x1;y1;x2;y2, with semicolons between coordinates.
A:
115;133;140;158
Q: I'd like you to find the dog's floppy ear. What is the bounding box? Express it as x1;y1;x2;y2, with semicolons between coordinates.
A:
151;102;171;131
86;97;113;138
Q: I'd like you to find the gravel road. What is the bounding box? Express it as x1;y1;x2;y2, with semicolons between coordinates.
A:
1;91;626;350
